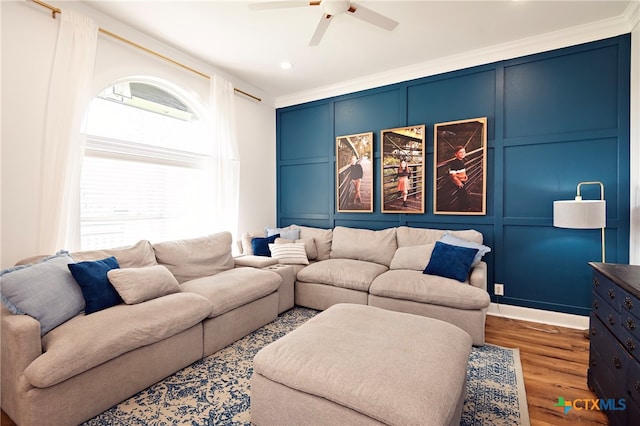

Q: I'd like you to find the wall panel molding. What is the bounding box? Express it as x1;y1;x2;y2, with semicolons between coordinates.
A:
276;35;631;316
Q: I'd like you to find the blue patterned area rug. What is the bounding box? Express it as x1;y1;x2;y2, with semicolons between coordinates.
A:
83;307;530;426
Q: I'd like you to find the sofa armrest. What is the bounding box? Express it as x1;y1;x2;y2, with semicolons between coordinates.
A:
2;305;42;420
469;261;487;291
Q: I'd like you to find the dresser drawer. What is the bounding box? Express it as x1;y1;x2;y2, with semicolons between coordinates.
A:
593;271;622;311
589;341;628;402
592;292;621;336
621;311;640;337
590;315;629;378
629;359;640;407
620;327;640;362
621;288;640;320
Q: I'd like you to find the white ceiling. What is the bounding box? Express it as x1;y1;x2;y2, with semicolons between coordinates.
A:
82;1;636;106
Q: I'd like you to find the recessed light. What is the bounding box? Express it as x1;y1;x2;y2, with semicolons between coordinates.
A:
280;61;293;70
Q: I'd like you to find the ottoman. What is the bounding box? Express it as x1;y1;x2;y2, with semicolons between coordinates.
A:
251;303;473;426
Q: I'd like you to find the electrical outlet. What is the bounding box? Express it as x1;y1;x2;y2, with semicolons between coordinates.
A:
494;283;504;296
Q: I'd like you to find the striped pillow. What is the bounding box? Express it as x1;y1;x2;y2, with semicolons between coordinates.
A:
268;242;309;265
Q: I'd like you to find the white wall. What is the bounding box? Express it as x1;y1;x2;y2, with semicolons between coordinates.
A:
630;15;640;265
0;0;276;268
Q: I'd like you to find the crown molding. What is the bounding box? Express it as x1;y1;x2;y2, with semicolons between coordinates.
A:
275;9;635;109
627;0;640;29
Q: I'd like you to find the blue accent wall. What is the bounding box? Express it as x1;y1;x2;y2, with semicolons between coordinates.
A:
276;35;631;316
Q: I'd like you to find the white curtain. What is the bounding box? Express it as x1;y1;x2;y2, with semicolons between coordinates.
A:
210;75;240;237
38;11;98;254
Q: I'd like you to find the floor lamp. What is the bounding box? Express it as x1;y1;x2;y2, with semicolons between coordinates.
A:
553;181;606;263
553;181;606;340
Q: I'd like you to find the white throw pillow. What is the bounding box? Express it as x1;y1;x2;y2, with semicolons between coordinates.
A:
268;243;309;265
275;237;318;260
107;265;180;304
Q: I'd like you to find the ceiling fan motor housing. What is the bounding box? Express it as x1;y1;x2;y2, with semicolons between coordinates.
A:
321;0;351;16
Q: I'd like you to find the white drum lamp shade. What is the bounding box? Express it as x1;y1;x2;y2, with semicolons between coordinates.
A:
553;199;606;229
553;181;606;262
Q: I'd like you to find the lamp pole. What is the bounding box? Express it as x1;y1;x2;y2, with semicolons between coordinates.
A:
575;181;605;263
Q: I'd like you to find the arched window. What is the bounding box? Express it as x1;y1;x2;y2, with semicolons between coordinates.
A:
81;78;213;250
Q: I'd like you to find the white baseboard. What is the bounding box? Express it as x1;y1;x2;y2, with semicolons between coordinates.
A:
487;303;589;330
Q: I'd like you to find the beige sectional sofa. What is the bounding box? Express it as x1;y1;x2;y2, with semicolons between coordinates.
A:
1;232;290;426
2;224;490;425
240;224;491;346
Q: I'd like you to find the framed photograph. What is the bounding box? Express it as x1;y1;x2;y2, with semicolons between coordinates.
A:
336;132;374;212
381;125;425;213
434;117;487;215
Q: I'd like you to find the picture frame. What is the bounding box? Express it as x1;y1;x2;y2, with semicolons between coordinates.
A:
433;117;487;215
336;132;374;213
381;125;425;213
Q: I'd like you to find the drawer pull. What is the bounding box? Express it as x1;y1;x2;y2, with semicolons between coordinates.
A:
593;299;599;309
608;315;616;326
626;338;636;351
608;289;616;300
612;356;622;369
594;277;600;287
590;327;597;336
626;318;637;331
625;297;634;310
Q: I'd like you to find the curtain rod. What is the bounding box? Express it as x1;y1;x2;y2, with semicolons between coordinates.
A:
31;0;262;103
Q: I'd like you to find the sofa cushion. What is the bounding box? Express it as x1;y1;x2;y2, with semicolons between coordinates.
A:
68;256;122;314
107;265;180;304
296;259;387;292
423;241;478;282
289;225;333;261
153;233;234;283
268;242;309;265
330;226;397;267
1;251;85;336
370;269;490;310
233;255;280;268
389;244;435;271
396;226;483;247
180;268;281;317
71;240;157;268
24;292;213;388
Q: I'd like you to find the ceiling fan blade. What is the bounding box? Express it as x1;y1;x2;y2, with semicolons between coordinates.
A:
309;13;332;46
348;3;398;31
248;1;316;11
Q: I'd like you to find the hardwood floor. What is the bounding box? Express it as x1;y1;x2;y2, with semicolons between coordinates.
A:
1;314;609;426
485;314;608;425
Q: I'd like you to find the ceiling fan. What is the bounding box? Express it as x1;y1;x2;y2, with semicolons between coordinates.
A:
249;1;399;46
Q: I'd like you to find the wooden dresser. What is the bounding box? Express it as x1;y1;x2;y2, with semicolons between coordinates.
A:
588;262;640;425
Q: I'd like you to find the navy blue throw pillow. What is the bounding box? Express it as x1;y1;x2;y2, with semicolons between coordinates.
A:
423;241;479;282
251;234;280;257
68;256;122;314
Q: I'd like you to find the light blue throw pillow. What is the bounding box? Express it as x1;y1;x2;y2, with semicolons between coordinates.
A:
440;233;491;266
0;251;85;336
265;227;300;241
